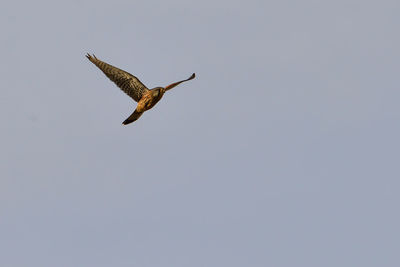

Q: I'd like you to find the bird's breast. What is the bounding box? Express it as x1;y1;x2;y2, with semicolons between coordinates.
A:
137;92;164;112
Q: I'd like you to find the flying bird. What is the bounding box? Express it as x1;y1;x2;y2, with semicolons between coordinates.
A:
86;53;195;125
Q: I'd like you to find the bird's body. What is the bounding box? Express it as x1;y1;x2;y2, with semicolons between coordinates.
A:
86;54;195;125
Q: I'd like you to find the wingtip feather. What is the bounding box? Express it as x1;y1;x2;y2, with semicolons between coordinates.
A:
85;53;98;61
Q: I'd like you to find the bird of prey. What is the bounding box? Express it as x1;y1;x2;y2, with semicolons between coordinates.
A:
86;53;195;125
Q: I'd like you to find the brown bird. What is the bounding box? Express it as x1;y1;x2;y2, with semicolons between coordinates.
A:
86;53;195;125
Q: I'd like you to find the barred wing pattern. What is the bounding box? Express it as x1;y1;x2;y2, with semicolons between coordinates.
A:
86;54;149;102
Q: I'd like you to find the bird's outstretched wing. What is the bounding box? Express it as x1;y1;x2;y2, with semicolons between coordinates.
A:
165;73;196;91
86;53;149;102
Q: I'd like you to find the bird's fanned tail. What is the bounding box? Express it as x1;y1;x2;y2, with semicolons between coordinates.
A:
122;110;143;125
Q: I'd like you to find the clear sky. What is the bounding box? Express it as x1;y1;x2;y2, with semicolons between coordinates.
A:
1;0;399;266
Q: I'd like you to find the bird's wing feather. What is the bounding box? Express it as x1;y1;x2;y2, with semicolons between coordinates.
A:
86;53;149;102
165;73;196;91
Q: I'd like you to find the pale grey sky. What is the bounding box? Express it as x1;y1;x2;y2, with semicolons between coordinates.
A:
1;0;399;266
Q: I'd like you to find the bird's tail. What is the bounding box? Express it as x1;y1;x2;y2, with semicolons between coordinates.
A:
122;110;143;125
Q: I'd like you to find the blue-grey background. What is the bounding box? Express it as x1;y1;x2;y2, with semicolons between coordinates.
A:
1;0;399;266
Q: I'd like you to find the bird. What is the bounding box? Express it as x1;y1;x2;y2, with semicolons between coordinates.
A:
86;53;195;125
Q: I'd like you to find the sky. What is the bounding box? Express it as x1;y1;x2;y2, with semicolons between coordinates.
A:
1;0;400;266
